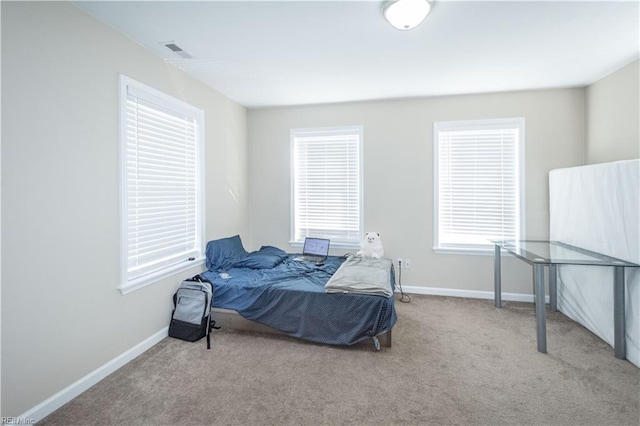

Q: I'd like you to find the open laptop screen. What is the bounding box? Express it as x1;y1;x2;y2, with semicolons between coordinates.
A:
303;237;330;257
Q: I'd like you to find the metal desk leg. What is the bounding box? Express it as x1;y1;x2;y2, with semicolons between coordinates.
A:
494;244;502;308
534;263;547;353
549;264;557;313
613;266;626;360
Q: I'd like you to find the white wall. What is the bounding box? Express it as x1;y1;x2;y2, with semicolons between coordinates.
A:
586;60;640;164
248;89;585;295
1;1;248;417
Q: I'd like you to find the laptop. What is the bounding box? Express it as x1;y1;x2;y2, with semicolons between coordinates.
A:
294;237;330;263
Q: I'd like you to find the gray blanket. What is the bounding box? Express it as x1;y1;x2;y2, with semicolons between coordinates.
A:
325;256;393;297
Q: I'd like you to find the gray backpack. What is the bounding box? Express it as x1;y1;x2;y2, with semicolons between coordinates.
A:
169;276;219;349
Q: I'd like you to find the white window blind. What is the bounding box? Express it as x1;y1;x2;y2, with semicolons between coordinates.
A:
434;118;524;252
291;126;363;246
120;76;204;292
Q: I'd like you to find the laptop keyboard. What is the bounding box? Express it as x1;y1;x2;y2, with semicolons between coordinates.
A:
294;255;324;262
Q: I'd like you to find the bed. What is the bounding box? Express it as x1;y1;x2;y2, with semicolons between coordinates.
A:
200;235;397;349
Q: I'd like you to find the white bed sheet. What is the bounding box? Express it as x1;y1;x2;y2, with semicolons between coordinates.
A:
549;159;639;367
325;256;393;297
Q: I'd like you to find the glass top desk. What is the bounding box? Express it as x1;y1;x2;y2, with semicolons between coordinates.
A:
492;240;639;359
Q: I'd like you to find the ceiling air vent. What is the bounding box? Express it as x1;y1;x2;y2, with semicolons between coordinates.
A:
164;42;192;59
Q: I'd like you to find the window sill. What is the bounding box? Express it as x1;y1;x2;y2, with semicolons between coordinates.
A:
120;257;205;295
433;247;494;256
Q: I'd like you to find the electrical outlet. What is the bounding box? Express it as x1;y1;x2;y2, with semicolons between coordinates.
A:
397;258;411;269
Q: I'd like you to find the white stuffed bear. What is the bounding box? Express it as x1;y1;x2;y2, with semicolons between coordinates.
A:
357;232;384;259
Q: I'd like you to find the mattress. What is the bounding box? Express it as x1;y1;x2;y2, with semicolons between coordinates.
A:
549;159;639;366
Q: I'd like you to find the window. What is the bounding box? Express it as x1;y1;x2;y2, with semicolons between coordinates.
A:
291;126;363;248
120;75;204;293
433;118;524;253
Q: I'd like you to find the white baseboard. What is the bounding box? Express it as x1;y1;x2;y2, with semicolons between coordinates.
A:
398;285;549;304
19;327;168;424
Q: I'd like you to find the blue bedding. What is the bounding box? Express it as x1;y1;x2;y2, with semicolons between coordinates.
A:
200;236;397;346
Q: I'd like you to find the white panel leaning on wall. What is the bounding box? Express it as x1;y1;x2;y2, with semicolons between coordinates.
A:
549;159;639;367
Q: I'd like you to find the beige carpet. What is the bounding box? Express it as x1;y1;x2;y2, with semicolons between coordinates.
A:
41;295;639;425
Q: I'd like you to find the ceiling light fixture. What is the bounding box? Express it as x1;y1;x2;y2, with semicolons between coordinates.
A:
382;0;432;31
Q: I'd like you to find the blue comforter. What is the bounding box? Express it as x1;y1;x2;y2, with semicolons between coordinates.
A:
201;253;397;346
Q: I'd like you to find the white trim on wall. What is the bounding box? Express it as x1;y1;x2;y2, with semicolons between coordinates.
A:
432;117;526;254
399;285;547;304
119;74;206;294
289;125;364;249
17;328;169;424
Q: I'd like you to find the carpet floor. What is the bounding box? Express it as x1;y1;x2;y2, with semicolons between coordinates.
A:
40;295;639;425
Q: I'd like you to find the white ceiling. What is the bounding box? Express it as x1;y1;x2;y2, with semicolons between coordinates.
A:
74;0;639;108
